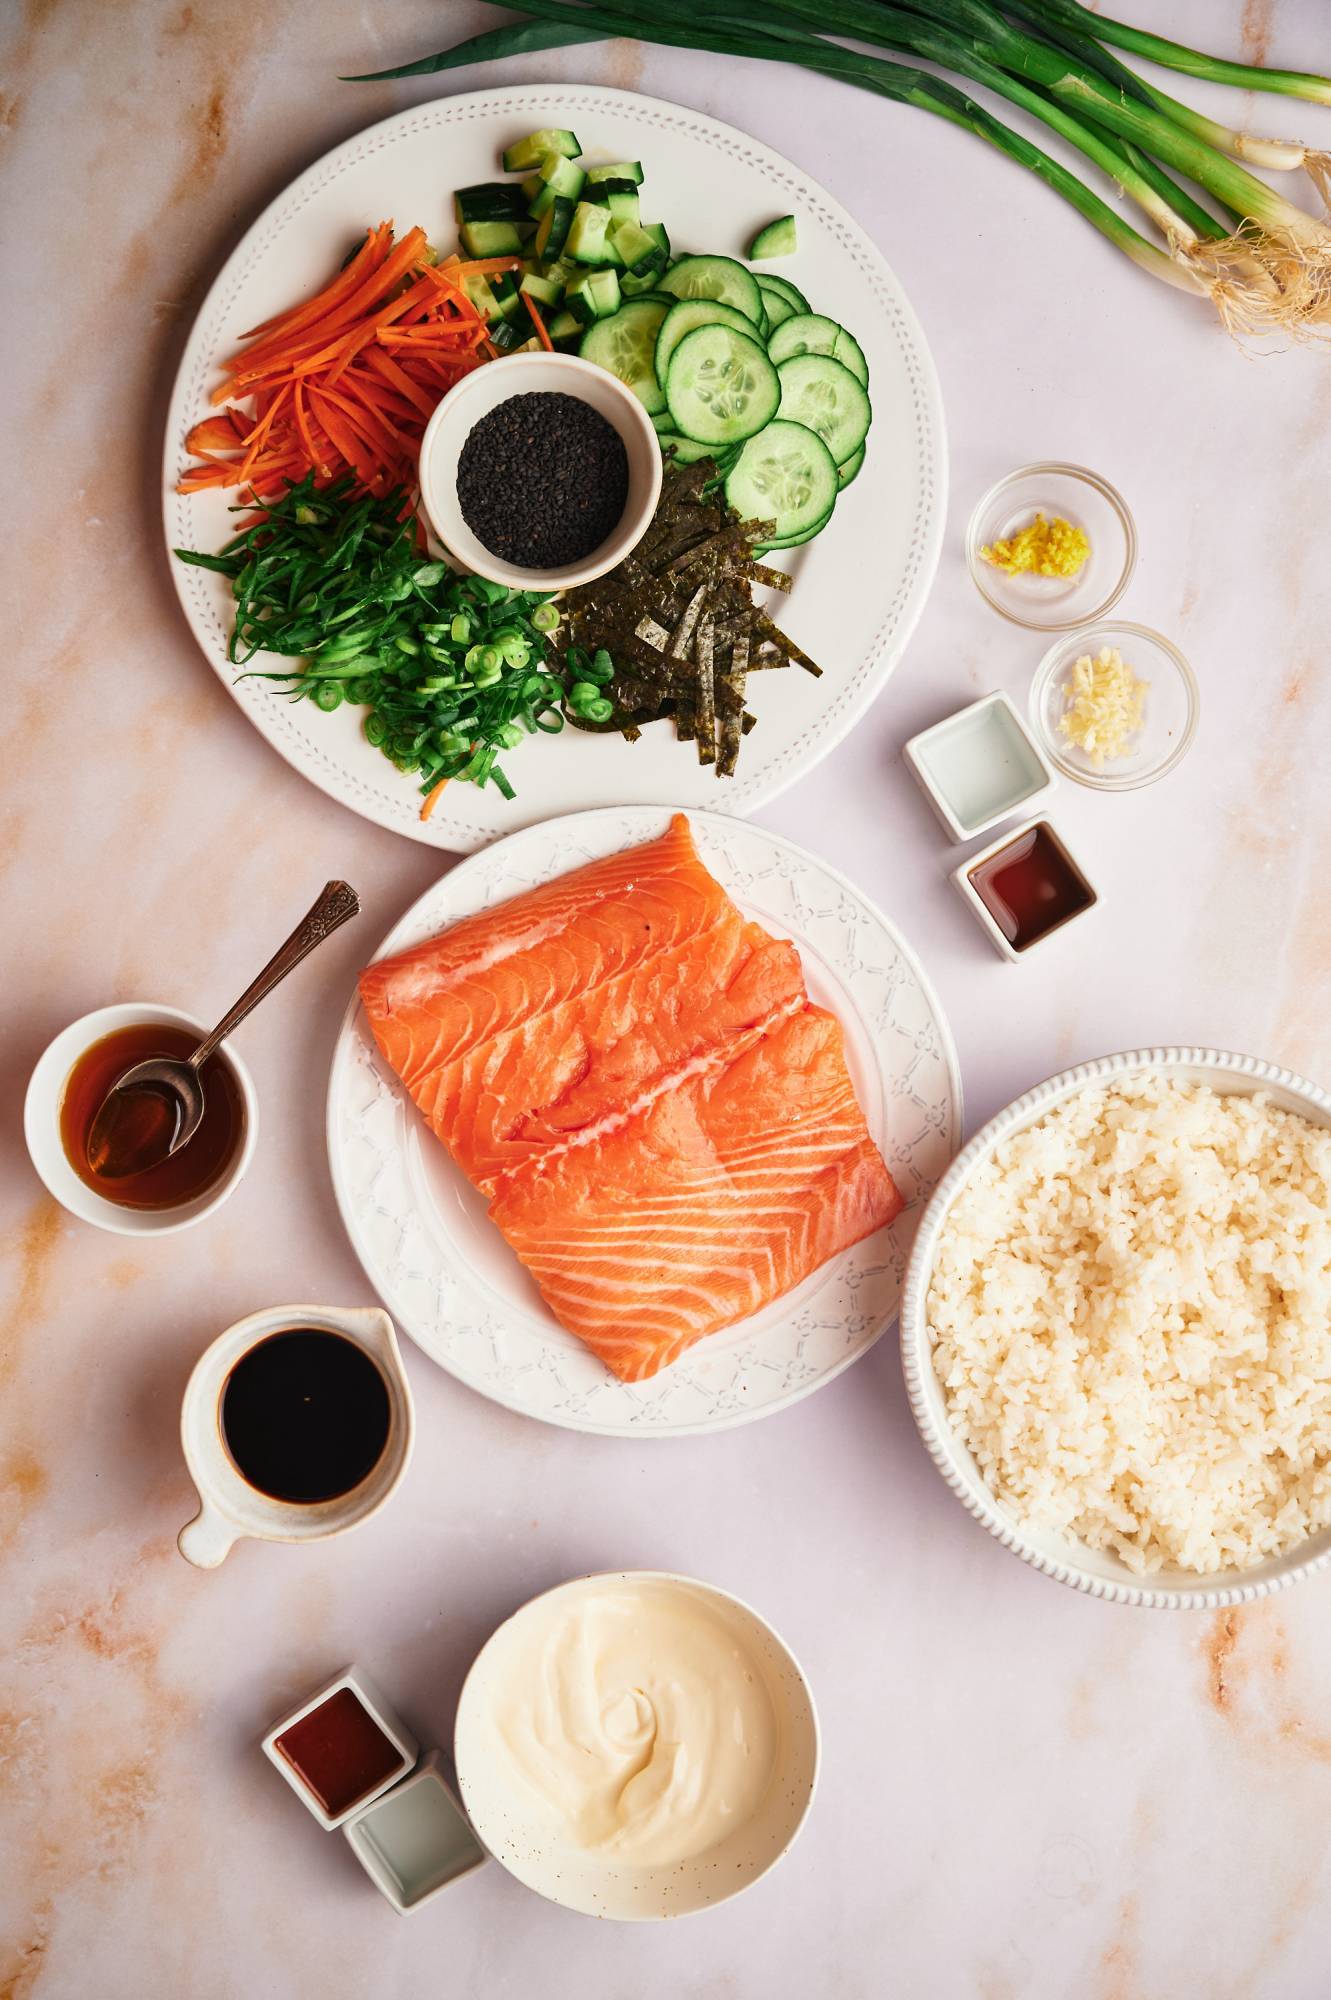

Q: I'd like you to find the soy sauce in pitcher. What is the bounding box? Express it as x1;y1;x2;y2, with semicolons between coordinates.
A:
221;1329;391;1504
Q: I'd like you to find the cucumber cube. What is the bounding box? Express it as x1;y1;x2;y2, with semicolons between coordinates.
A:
501;129;581;172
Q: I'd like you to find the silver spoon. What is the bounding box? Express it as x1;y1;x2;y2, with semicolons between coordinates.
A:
87;880;361;1180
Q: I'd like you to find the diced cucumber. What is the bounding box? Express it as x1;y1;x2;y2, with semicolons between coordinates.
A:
455;182;527;225
580;297;670;414
565;201;614;265
757;279;799;331
488;272;523;320
664;323;780;446
775;354;872;466
489;307;537;351
619;267;666;299
584;178;640;203
659;254;764;327
502;129;581;172
533;195;574;261
723;420;839;542
460;219;522;259
654;297;755;386
520;173;543;203
766;312;869;387
520;270;564;308
527;180;558;221
603;189;641;226
748;214;798;259
584;160;644;186
537;152;586;201
611;217;665;280
754;272;809;315
642;221;671;262
836;444;866;489
462;273;502;320
564;268;622;324
547;309;582;344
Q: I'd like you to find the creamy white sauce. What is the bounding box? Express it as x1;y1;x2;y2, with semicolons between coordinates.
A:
488;1579;779;1867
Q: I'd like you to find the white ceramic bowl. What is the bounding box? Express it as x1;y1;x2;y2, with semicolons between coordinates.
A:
901;1048;1331;1610
23;1002;257;1236
418;351;662;590
454;1570;820;1919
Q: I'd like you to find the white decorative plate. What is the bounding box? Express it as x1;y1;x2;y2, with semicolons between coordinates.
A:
326;807;961;1435
164;85;946;852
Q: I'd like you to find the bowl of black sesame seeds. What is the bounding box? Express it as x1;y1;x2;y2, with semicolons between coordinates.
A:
418;351;663;592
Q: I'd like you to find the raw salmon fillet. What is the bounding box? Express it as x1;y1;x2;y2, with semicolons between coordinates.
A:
359;814;901;1381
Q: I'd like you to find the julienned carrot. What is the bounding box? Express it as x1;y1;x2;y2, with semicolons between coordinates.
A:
180;222;498;501
419;775;449;820
523;291;555;353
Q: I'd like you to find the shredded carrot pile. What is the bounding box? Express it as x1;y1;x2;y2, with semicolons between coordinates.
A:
178;223;519;502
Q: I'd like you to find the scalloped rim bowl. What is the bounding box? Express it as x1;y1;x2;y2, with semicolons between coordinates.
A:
900;1047;1331;1611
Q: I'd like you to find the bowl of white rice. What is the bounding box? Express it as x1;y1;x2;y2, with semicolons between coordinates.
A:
900;1048;1331;1608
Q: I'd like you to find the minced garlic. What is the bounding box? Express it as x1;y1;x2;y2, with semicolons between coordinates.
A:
980;512;1090;579
1057;646;1147;768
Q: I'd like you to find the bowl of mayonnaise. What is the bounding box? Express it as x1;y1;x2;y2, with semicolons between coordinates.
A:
453;1569;820;1920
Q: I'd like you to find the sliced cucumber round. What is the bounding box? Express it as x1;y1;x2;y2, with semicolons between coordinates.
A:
659;254;764;325
775;353;872;467
723;420;838;543
757;280;799;331
753;504;836;554
752;272;809;316
654;297;755;388
665;324;780;446
836;443;866;489
579;297;670;414
767;312;869;388
657;434;739;467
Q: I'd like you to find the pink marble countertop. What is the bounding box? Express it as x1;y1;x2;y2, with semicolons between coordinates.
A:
4;2;1331;1993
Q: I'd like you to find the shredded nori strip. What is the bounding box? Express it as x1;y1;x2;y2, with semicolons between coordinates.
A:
558;457;823;777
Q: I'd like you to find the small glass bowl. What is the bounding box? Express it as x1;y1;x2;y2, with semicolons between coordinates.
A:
1030;622;1199;792
966;463;1136;630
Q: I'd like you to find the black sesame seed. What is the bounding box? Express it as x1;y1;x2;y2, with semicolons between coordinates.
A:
456;391;630;570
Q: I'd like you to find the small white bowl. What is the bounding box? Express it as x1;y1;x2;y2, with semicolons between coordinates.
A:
262;1664;418;1831
900;1047;1331;1610
344;1750;487;1912
949;816;1097;962
23;1002;257;1236
454;1570;819;1920
904;689;1055;843
418;351;662;590
1030;621;1200;791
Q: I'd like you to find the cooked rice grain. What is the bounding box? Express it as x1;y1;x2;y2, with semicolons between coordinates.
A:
928;1079;1331;1575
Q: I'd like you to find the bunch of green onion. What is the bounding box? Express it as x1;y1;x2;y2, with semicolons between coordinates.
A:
348;0;1331;340
175;474;586;802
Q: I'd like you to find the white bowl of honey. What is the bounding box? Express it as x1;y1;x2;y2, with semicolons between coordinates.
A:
23;1001;257;1235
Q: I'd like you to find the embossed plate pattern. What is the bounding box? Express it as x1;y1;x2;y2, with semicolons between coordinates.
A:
164;86;946;851
327;807;961;1435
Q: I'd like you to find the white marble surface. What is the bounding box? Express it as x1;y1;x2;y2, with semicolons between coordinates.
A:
4;3;1331;1994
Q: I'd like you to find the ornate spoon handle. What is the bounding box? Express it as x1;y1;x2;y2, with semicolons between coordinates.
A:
190;881;361;1067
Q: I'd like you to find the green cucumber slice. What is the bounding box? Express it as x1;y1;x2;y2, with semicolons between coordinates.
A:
748;215;798;259
565;201;613;265
657;434;738;467
537;153;586;202
752;272;809;315
459;219;522;259
659;254;763;325
533;196;574;261
757;280;799;331
454;183;527;225
580;297;670;414
775;354;872;466
664;324;780;446
584;160;644;186
767;312;869;387
836;444;866;489
723;420;838;542
502;129;581;173
654;298;754;388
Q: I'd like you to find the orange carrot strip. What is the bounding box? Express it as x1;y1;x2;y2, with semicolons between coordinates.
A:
523;292;554;353
419;776;449;821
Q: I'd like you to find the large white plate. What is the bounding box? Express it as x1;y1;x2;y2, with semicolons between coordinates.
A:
164;86;946;852
326;807;961;1435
